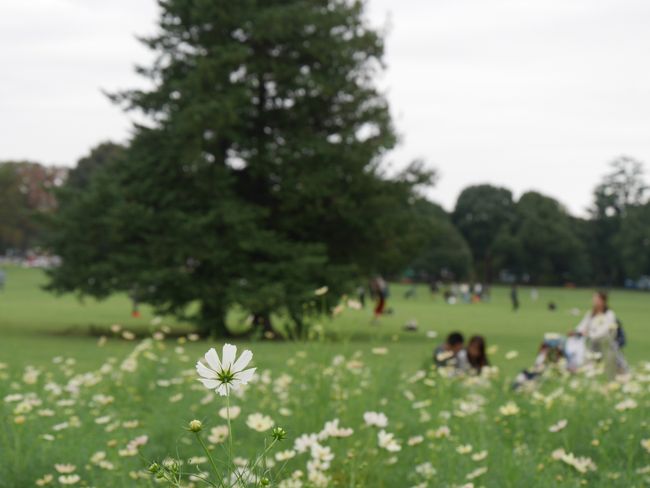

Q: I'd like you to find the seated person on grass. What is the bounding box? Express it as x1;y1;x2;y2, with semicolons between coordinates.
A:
434;332;466;369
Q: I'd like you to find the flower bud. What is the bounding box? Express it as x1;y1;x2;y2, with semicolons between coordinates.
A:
271;426;287;441
189;419;203;432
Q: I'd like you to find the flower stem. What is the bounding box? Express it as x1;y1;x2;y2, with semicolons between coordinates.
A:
194;431;225;487
226;392;234;479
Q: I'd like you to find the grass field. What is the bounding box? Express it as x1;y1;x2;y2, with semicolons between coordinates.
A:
1;266;649;373
1;266;649;487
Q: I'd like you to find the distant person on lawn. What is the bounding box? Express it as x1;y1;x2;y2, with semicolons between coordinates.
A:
434;332;465;368
0;269;5;292
510;284;519;311
573;291;628;376
370;275;389;322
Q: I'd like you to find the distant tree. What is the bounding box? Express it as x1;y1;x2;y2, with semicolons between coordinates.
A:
47;0;433;337
65;142;126;190
452;184;515;282
0;164;28;252
619;202;650;280
409;200;472;281
514;192;588;284
588;157;648;285
0;161;64;253
593;156;648;216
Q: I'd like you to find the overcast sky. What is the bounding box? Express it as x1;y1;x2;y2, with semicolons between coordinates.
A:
2;0;649;215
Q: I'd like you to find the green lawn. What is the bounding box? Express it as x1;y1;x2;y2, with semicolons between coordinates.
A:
0;266;648;375
1;266;649;487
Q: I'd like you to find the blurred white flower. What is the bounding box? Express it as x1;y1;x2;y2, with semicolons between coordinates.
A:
615;398;638;412
499;402;520;416
207;425;229;444
466;467;488;480
294;433;319;453
551;448;597;473
471;450;488;461
641;439;650;454
415;461;436;478
58;475;81;485
275;450;296;462
407;435;424;446
35;474;53;486
456;444;473;454
219;405;241;420
318;419;353;440
505;351;519;360
363;411;388;428
378;430;401;452
549;419;568;433
246;413;274;432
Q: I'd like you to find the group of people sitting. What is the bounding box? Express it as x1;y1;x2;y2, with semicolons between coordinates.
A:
433;291;629;381
434;332;490;374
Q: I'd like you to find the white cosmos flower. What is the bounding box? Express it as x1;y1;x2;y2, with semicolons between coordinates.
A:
549;419;568;433
363;411;388;428
466;467;488;480
614;398;638;411
407;435;424;446
505;350;519;360
196;344;256;396
294;433;319;453
275;450;296;462
58;475;81;485
246;413;274;432
499;401;520;416
314;286;329;296
318;419;353;440
640;439;650;454
207;425;229;444
377;430;401;452
471;450;488;461
456;444;473;454
219;406;241;420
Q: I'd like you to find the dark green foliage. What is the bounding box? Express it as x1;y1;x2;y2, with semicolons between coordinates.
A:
65;142;126;190
452;184;515;282
619;202;650;280
0;164;30;252
0;161;61;253
408;200;473;281
511;192;589;284
586;157;648;285
46;0;432;336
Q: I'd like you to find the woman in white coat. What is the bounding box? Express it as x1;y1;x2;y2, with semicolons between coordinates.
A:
574;291;627;376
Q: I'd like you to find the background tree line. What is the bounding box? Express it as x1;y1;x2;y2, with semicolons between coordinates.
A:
1;0;648;337
3;152;648;287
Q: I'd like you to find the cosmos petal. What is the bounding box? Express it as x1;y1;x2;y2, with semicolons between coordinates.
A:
205;348;221;372
196;360;217;379
236;367;256;385
198;378;221;389
221;343;237;370
232;349;253;373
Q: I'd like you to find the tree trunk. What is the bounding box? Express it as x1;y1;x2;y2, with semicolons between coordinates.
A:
253;312;276;339
197;300;231;338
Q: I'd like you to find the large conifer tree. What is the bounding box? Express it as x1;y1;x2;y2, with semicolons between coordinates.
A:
48;0;431;336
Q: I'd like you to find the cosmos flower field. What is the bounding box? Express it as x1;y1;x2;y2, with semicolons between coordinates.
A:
1;334;649;487
0;269;649;487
